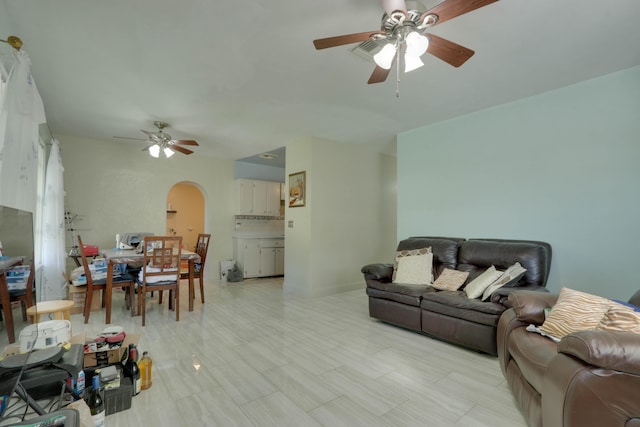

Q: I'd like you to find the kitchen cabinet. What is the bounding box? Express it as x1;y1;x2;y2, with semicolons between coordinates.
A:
234;237;284;278
234;179;282;216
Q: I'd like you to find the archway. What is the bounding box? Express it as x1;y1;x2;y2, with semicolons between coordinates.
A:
166;182;204;251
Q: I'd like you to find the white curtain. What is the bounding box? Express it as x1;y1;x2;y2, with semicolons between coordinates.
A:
0;50;45;212
40;139;66;300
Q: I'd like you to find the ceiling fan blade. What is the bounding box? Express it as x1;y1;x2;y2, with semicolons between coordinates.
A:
425;0;498;26
113;136;147;141
140;129;154;138
381;0;406;15
368;66;391;84
313;31;383;50
170;145;193;155
172;139;199;146
426;33;475;67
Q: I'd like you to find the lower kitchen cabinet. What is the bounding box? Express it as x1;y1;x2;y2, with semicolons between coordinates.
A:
234;237;284;279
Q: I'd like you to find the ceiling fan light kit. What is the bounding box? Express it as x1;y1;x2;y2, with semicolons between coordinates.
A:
313;0;499;86
135;121;199;158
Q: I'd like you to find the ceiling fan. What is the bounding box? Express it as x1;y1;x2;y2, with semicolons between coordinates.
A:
138;121;199;158
313;0;498;84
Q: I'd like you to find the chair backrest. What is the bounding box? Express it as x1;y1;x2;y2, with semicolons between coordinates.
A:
77;235;95;287
141;236;183;283
194;233;211;268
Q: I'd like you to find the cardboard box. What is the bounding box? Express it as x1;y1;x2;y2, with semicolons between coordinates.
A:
67;285;101;314
83;333;139;368
2;332;86;359
6;277;28;291
6;265;30;291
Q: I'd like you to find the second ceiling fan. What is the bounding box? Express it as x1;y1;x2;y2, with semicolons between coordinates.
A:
313;0;498;84
140;121;199;158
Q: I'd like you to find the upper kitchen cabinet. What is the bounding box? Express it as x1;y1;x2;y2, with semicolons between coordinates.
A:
234;179;282;216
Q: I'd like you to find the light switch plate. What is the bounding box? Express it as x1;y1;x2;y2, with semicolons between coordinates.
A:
288;220;293;228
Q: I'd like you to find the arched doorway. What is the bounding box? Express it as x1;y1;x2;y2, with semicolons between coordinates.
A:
166;182;204;251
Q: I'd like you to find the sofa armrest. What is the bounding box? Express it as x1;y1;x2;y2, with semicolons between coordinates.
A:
497;308;527;376
507;290;559;325
558;330;640;376
490;285;549;307
542;349;640;427
361;263;394;282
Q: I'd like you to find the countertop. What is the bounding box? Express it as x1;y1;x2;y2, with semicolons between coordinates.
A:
233;233;284;239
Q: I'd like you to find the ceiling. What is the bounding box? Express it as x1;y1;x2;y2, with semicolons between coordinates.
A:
2;0;640;163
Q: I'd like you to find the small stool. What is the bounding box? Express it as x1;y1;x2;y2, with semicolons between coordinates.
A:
26;300;75;324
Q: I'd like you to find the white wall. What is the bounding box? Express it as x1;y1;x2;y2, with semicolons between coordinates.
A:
234;161;285;182
60;135;235;279
397;66;640;300
284;137;397;297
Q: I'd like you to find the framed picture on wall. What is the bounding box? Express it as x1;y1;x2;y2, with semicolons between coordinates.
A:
288;171;306;207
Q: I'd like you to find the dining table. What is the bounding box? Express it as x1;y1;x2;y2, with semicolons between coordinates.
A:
100;248;201;324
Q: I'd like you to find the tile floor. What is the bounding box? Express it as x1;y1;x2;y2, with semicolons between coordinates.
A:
0;278;526;426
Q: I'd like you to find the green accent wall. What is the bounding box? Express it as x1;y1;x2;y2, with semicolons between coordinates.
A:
398;66;640;300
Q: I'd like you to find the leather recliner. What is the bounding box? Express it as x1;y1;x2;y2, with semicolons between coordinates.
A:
497;290;640;427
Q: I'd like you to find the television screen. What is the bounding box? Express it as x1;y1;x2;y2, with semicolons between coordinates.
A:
0;205;34;264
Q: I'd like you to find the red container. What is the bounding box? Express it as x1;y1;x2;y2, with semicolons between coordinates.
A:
83;244;99;256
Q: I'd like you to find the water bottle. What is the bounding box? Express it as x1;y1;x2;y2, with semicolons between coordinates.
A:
76;370;85;397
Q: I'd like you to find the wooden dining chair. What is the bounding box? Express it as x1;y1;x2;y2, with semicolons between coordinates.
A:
78;235;135;324
137;235;182;327
179;233;210;304
0;259;35;323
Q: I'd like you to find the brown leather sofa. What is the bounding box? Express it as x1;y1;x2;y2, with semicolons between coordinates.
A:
498;290;640;427
362;237;552;355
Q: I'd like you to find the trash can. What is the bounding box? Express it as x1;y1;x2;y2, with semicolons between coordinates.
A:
220;260;235;282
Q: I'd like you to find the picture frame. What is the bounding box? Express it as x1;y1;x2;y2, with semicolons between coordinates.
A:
288;171;306;207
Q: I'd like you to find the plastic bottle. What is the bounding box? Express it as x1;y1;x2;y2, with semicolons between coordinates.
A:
76;370;85;397
88;375;105;427
139;351;153;390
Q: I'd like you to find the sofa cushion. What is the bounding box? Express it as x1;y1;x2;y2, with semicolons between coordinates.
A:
421;291;506;326
507;326;558;393
366;281;434;307
393;252;433;285
540;287;615;340
458;240;550;287
432;268;469;291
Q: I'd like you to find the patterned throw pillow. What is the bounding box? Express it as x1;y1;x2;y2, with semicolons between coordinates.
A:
481;262;527;301
597;306;640;333
539;287;615;340
464;266;502;299
392;247;432;282
432;268;469;291
392;253;433;285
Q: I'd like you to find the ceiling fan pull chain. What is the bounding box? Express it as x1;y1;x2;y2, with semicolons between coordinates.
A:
395;44;401;98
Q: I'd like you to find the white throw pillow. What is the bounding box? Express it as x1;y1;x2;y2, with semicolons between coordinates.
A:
464;266;502;299
482;262;527;301
392;247;431;282
393;253;433;285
